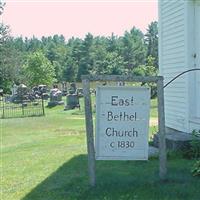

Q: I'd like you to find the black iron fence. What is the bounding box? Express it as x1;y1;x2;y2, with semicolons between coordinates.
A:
0;96;45;119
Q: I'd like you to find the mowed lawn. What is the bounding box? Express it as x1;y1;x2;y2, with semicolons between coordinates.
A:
1;97;200;200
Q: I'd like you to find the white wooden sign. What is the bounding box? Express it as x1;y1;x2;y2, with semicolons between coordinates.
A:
95;86;150;160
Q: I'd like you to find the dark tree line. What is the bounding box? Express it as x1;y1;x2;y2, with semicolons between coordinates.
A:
0;18;158;93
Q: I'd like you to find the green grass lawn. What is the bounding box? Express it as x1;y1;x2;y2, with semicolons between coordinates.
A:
150;98;157;118
1;97;199;200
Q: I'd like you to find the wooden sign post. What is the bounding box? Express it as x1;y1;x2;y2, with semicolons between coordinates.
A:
82;75;167;186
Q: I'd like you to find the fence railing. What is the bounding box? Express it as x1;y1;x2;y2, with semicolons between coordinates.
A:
0;96;45;119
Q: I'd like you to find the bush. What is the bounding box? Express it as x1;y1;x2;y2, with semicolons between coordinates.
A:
191;160;200;177
190;130;200;159
185;130;200;177
132;63;158;98
182;130;200;159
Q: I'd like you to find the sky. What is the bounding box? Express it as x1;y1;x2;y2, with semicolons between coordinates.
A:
1;0;158;39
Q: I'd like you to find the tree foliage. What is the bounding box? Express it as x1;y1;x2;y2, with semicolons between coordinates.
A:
0;0;5;15
0;24;24;93
122;27;146;71
145;21;158;68
0;20;158;93
23;51;56;87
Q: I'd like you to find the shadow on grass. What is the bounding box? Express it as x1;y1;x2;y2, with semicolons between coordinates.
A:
22;155;200;200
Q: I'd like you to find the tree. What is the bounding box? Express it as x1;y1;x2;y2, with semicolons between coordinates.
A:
0;23;23;93
145;21;158;68
132;56;157;76
13;37;26;52
132;56;158;98
0;23;9;45
0;1;5;15
23;51;56;87
63;57;78;82
106;33;120;53
0;22;158;88
105;52;125;75
77;33;94;80
45;40;67;82
88;37;107;75
52;61;64;82
122;27;146;71
62;38;83;81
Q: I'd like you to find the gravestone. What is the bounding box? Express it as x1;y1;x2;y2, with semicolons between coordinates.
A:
11;84;17;96
0;89;3;97
77;88;84;97
32;85;49;100
69;82;77;94
65;94;80;110
64;82;80;110
11;84;29;103
48;88;64;107
61;82;68;96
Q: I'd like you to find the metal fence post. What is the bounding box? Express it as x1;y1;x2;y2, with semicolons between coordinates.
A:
2;97;5;119
42;96;45;116
22;102;24;116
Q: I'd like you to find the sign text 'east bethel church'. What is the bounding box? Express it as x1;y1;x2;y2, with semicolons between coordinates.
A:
95;87;150;160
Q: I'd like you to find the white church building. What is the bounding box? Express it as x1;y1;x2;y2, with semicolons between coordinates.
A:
159;0;200;133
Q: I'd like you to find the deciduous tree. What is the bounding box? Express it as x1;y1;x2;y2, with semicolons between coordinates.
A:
23;51;56;87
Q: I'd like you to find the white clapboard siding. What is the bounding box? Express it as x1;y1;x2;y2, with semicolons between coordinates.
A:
188;1;200;131
159;0;189;132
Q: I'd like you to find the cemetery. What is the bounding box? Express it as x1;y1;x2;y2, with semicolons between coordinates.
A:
1;0;200;200
0;82;84;118
0;84;45;119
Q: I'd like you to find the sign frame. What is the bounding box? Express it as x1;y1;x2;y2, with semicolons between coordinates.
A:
81;75;167;186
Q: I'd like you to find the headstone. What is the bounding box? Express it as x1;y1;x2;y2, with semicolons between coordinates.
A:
117;81;125;86
62;82;68;96
0;89;3;97
65;94;80;110
11;84;29;103
17;84;28;97
77;88;84;97
11;84;17;96
48;88;64;107
32;85;48;100
69;82;77;94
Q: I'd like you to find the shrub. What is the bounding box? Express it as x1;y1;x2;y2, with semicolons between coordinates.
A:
190;130;200;159
187;130;200;177
191;160;200;177
182;130;200;159
132;63;158;98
